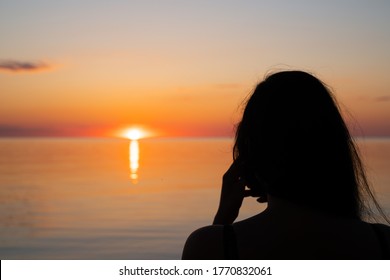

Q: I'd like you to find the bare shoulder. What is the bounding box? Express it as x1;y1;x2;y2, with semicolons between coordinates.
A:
182;225;224;260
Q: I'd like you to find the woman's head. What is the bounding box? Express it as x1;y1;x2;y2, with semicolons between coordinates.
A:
234;70;371;219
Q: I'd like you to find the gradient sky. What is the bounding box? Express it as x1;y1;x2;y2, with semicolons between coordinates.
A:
1;0;390;137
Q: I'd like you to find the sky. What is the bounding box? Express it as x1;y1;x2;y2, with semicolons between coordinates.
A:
1;0;390;138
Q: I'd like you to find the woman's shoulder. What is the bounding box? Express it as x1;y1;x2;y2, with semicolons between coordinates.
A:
182;225;225;259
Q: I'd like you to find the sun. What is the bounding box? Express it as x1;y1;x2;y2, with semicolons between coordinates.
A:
116;126;154;140
124;128;143;140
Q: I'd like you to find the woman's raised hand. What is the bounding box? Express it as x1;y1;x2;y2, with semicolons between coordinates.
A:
213;161;249;225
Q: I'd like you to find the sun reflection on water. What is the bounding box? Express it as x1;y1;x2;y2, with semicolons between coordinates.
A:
129;139;139;184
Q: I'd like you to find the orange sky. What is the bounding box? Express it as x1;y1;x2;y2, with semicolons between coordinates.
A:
1;1;390;138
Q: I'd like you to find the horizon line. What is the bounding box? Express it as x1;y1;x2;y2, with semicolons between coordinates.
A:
0;135;389;141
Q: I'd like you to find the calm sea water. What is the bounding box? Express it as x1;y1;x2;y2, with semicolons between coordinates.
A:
0;138;389;259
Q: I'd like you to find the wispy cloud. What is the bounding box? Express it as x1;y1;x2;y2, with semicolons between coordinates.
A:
375;95;390;102
0;125;57;137
0;124;111;137
0;60;50;73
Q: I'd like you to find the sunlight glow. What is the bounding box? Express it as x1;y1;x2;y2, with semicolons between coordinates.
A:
118;126;154;140
125;128;143;140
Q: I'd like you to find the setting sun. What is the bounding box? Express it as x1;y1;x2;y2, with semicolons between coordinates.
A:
116;126;155;140
125;128;143;140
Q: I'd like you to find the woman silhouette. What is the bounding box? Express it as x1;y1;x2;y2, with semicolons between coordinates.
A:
182;70;390;259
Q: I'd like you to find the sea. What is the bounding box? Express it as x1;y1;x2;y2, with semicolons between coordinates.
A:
0;137;389;259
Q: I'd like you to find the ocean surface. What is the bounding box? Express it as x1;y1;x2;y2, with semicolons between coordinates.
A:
0;138;389;259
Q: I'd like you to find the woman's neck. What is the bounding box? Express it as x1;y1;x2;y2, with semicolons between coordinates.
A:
264;195;330;219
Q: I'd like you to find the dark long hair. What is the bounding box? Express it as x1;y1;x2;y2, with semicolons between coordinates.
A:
234;70;387;222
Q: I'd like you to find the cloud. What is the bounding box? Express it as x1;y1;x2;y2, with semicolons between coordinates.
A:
0;125;57;137
0;124;110;137
375;95;390;102
0;60;50;73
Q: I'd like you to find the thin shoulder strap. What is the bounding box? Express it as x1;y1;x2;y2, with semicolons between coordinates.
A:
223;224;239;260
370;223;390;260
